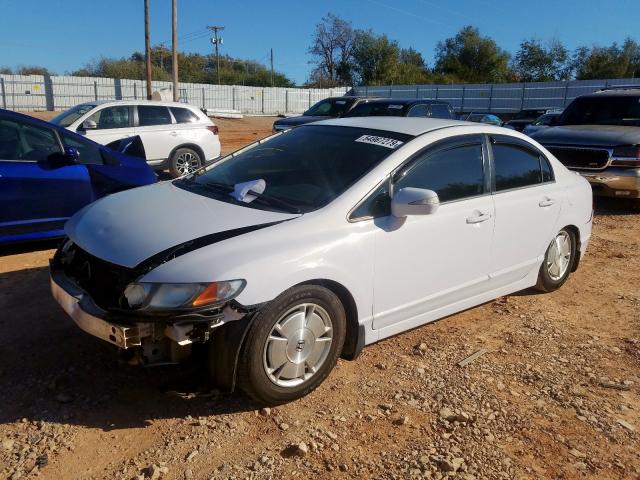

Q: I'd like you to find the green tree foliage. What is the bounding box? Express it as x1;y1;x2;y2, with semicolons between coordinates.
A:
434;26;511;83
573;38;640;79
513;39;571;81
72;45;294;87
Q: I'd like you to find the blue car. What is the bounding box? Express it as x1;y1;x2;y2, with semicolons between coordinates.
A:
0;109;157;244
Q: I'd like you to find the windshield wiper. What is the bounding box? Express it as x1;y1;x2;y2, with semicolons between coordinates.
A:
250;194;303;214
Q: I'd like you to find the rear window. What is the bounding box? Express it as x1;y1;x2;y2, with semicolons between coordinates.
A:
170;107;199;123
559;96;640;126
138;106;173;126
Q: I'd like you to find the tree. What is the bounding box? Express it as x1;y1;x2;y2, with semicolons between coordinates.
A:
512;39;570;81
308;13;355;86
350;30;401;85
71;46;294;87
15;65;52;76
573;38;640;79
434;26;510;82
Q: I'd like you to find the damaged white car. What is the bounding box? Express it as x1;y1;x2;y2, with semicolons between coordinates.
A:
51;117;593;405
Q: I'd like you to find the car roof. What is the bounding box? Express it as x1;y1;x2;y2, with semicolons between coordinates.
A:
308;116;468;136
74;100;201;108
354;98;450;106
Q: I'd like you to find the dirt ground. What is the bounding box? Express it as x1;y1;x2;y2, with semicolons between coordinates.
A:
1;115;639;480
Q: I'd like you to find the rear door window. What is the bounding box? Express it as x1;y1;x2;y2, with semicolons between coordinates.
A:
170;107;199;123
492;142;550;191
138;106;173;126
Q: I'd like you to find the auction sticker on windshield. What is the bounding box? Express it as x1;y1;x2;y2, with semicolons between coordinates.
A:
355;135;404;149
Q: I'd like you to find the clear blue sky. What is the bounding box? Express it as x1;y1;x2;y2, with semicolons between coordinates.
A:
1;0;638;84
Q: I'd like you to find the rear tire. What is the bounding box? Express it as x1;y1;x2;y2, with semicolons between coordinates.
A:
169;147;202;177
237;285;346;405
535;228;577;292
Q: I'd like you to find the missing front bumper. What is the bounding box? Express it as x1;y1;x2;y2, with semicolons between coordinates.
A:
51;274;150;349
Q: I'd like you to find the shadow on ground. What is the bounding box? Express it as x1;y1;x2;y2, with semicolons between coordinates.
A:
0;266;258;432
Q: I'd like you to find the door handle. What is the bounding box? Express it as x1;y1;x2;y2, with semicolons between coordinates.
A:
466;212;491;224
170;131;178;136
539;198;556;207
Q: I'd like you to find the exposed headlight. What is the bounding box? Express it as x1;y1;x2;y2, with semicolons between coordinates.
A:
123;280;246;310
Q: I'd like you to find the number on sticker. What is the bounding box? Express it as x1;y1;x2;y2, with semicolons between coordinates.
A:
355;135;404;149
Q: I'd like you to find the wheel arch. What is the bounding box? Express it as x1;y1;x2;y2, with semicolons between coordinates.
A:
561;224;581;272
294;279;365;361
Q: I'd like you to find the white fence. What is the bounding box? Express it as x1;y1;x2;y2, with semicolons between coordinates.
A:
3;73;640;115
0;74;348;115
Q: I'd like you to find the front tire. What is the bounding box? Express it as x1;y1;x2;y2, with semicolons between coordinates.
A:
237;285;346;405
169;147;202;177
535;228;576;292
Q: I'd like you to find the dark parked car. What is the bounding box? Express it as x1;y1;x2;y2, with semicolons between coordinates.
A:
505;109;548;132
530;88;640;200
272;96;373;132
464;113;503;126
522;111;562;136
0;109;157;244
343;99;456;119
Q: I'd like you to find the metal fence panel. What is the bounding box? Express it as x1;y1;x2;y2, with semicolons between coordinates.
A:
351;77;640;113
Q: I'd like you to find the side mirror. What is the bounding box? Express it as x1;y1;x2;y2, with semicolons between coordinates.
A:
81;119;97;130
391;187;439;218
63;147;80;163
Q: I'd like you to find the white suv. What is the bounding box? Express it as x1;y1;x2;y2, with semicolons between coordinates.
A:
51;100;221;177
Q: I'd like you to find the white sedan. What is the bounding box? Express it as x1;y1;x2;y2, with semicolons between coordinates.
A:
50;117;593;405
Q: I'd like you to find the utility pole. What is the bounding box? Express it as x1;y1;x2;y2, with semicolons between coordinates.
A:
171;0;179;101
207;26;224;84
270;48;274;87
144;0;152;99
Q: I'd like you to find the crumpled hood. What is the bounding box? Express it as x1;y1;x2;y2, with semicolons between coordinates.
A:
274;115;331;127
531;125;640;147
65;181;300;268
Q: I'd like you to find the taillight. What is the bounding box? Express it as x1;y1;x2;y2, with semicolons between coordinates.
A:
611;145;640;166
207;125;219;135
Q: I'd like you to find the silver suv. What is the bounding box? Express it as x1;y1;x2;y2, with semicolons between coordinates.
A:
530;87;640;201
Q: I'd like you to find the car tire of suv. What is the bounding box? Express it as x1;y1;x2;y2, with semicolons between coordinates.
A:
535;228;577;292
169;147;202;177
237;285;346;405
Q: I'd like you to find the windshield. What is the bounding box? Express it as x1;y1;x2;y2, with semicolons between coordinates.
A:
558;96;640;126
533;113;557;126
180;125;412;213
346;102;407;117
50;104;97;127
304;98;353;117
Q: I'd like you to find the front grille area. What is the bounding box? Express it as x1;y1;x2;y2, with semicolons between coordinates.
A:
60;244;139;310
546;146;610;170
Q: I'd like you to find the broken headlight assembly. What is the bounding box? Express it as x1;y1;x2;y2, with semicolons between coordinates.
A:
123;280;246;310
